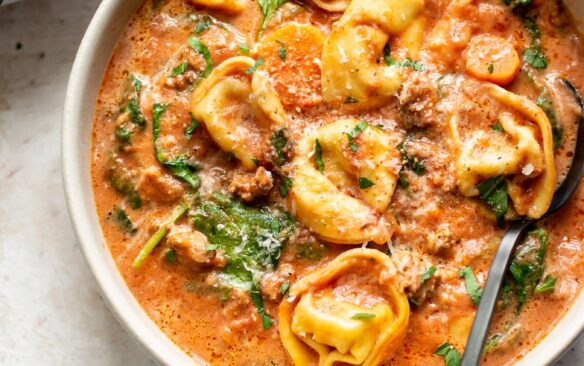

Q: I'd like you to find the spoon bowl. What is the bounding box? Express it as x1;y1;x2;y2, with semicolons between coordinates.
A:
461;79;584;366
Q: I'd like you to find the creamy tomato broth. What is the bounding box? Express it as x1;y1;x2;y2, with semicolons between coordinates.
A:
91;0;584;365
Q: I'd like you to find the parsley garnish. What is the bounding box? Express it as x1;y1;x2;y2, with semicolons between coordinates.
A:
276;39;287;61
257;0;287;34
383;45;425;71
358;177;375;189
434;343;461;366
246;56;264;75
315;138;325;173
459;267;483;305
188;36;213;78
492;121;504;132
421;266;437;284
477;175;509;228
271;128;289;166
279;176;293;197
346;121;368;152
398;138;426;176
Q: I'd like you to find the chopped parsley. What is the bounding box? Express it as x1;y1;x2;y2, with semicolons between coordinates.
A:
492;121;504;132
488;64;494;74
398;138;426;176
315;138;325;173
398;172;410;189
257;0;287;34
188;36;213;78
279;176;293;197
459;267;483;305
477;175;509;228
246;56;264;75
434;343;461;366
421;266;437;284
346;121;369;152
276;39;287;61
165;248;177;264
271;128;289;166
358;177;375;189
523;47;547;69
383;45;425;71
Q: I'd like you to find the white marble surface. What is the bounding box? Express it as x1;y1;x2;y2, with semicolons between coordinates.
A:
0;0;583;365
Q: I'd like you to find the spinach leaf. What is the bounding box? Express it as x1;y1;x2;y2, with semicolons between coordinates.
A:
106;152;142;209
398;138;426;176
459;267;483;305
537;94;563;149
315;138;325;173
192;194;295;287
477;176;508;228
434;343;461;366
152;103;201;189
188;36;213;78
535;274;557;294
524;47;548;69
251;280;274;329
165;248;177;264
279;176;293;197
296;242;328;261
115;208;137;234
279;281;290;295
124;95;146;127
194;16;211;34
171;61;189;77
116;125;133;143
184;112;200;140
508;227;548;309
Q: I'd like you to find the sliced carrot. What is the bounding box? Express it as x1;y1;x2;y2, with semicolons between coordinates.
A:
255;24;325;107
465;35;520;85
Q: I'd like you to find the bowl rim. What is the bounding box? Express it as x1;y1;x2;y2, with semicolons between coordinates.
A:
61;0;584;365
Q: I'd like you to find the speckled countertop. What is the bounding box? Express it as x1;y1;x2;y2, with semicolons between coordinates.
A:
0;0;582;365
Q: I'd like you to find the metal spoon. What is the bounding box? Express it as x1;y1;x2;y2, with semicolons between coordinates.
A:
461;79;584;366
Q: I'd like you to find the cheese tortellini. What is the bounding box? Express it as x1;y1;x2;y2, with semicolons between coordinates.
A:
289;119;400;244
279;248;410;366
187;0;247;14
450;84;556;219
190;57;286;170
320;0;425;107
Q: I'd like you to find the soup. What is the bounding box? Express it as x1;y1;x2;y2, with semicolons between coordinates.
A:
90;0;584;365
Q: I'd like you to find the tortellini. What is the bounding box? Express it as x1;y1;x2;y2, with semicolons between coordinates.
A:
312;0;350;12
279;248;410;366
289;119;400;244
320;0;425;107
187;0;247;14
190;57;286;170
450;84;556;219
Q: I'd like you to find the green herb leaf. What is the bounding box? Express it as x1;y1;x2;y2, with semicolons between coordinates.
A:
421;266;437;284
398;138;426;176
239;43;251;54
116;125;133;143
165;248;177;263
523;47;548;69
251;280;274;329
115;208;137;234
246;56;264;74
398;172;409;189
535;274;557;294
315;138;325;173
279;282;290;295
459;267;483;305
296;242;328;260
188;36;213;77
351;313;376;320
536;94;563;149
206;243;219;252
257;0;287;34
185;112;200;140
271;128;289;166
477;176;508;228
484;333;503;354
195;16;211;34
492;121;504;132
171;61;189;77
153;103;201;189
383;45;425;71
131;75;142;95
124;96;147;127
509;227;548;309
358;177;375;189
279;176;293;197
107;152;142;209
434;343;461;366
345;121;369;152
276;39;287;61
488;64;494;74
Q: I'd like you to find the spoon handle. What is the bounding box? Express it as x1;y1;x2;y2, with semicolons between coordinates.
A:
461;219;533;366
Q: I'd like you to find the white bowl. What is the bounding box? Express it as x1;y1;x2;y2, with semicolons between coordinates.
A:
61;1;584;365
